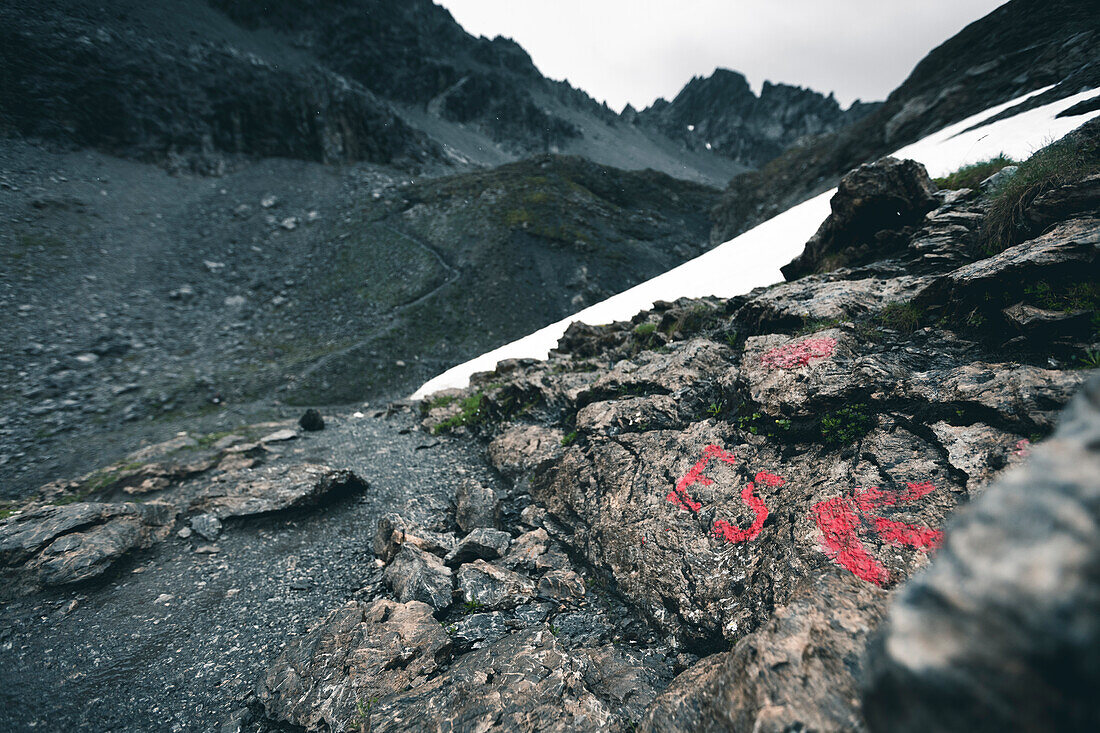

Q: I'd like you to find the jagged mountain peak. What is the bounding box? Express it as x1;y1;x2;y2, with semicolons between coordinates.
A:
635;66;879;168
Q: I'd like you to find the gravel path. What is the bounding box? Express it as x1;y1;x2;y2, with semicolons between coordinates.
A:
0;408;496;732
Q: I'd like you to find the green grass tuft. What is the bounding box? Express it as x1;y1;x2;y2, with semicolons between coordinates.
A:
427;394;458;410
819;403;875;446
933;155;1016;190
983;135;1100;255
431;393;487;434
1077;349;1100;370
875;301;925;334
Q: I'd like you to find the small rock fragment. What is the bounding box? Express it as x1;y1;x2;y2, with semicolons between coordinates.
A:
445;528;512;566
456;560;535;610
298;409;324;432
260;429;298;444
190;513;222;541
455;479;498;532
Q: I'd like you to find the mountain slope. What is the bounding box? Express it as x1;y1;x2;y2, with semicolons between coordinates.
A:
0;146;720;496
0;0;757;185
0;0;441;172
710;0;1100;243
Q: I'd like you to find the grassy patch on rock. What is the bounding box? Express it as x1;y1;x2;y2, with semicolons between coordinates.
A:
983;134;1100;254
933;155;1016;190
819;403;875;446
431;393;488;435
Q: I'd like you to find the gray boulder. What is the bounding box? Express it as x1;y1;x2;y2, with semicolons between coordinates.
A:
0;501;176;593
445;527;512;566
190;513;222;541
190;464;367;519
456;560;536;610
863;374;1100;732
298;409;325;431
782;157;939;279
383;544;454;610
454;478;499;532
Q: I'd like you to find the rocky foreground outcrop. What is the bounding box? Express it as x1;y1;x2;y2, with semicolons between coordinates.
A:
864;374;1100;732
246;146;1099;731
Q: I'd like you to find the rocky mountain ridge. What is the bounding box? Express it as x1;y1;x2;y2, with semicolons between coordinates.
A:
1;0;885;186
635;68;878;168
3;125;1097;730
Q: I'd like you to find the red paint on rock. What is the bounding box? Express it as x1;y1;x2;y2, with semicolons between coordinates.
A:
666;444;736;513
812;496;889;585
669;447;783;545
760;336;837;369
812;481;943;586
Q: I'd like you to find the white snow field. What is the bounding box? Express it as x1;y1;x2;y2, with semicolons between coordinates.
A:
412;86;1100;398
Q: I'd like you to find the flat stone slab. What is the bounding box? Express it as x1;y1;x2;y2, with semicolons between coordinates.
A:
190;464;367;519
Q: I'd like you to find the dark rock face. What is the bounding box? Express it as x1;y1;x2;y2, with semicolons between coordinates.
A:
781;157;939;279
642;571;886;732
0;501;176;594
0;2;438;169
636;69;878;168
711;0;1100;244
210;0;586;154
915;217;1100;351
863;374;1100;733
1019;171;1100;246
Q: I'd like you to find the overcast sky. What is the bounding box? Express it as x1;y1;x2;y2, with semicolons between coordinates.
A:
437;0;1008;111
